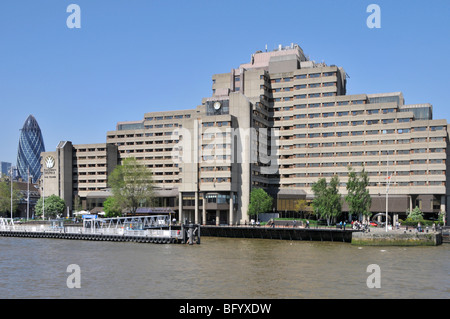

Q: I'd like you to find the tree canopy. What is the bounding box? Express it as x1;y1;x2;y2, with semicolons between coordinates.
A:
103;196;122;218
35;195;66;219
0;178;21;216
345;165;372;219
311;175;342;225
108;157;155;214
248;188;273;219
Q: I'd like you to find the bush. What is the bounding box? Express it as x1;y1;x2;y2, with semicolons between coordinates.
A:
400;218;438;227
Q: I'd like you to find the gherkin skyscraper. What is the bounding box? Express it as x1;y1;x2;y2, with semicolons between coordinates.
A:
17;115;45;183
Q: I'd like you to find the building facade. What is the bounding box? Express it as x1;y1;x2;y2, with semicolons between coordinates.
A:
17;115;45;183
40;141;118;213
42;44;450;224
0;162;12;178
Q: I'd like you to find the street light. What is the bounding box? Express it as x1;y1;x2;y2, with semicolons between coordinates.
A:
380;155;395;232
9;167;13;220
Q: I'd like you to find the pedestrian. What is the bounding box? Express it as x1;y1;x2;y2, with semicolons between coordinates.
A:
343;221;346;230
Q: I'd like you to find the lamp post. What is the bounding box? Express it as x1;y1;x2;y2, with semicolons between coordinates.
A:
385;174;391;232
27;167;30;221
42;167;45;220
10;167;13;220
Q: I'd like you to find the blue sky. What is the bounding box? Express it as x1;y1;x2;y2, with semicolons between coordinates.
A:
1;0;449;165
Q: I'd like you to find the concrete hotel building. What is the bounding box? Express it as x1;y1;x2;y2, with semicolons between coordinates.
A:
43;43;449;224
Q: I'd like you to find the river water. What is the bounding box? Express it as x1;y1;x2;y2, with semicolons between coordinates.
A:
0;236;448;299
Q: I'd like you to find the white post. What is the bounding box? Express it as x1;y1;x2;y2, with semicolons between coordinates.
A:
385;156;389;232
27;167;30;221
42;167;45;220
10;167;13;220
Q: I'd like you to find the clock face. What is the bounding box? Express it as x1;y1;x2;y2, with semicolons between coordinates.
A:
213;101;221;110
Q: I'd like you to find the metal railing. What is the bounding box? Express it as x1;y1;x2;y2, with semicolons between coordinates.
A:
1;224;181;239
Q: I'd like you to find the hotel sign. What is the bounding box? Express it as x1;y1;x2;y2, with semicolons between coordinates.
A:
44;155;57;178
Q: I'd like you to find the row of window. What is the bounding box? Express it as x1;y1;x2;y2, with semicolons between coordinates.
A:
283;181;445;188
145;114;191;121
270;92;337;102
285;148;445;158
268;82;337;92
290;170;445;177
272;100;370;111
75;179;107;184
282;159;444;168
200;178;231;183
75;148;106;153
282;129;445;139
286;137;445;147
268;72;336;83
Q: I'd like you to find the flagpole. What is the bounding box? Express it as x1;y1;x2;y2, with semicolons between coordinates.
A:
386;156;390;232
27;167;30;221
10;167;13;220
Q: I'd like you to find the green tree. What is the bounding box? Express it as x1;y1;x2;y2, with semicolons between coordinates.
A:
103;196;122;218
35;195;66;219
407;206;424;221
294;199;309;218
108;157;155;214
73;195;82;212
345;165;372;221
0;178;21;217
248;188;273;220
311;176;342;225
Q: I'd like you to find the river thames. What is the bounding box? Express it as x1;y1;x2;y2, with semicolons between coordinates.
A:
0;236;448;299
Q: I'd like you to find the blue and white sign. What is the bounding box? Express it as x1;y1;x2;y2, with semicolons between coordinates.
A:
82;214;97;219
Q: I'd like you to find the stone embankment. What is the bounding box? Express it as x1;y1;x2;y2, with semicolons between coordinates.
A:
351;228;443;246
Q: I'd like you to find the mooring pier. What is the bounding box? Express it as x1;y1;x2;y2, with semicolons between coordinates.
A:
0;217;201;245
